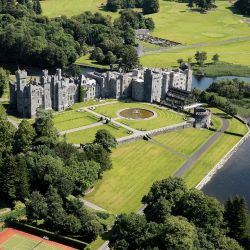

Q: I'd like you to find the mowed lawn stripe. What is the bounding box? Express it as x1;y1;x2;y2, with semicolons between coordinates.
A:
153;128;213;157
66;124;129;144
53;110;98;131
85;140;185;213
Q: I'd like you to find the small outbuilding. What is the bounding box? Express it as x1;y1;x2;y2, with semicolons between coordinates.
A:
194;107;211;128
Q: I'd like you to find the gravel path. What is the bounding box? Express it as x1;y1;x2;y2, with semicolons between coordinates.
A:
80;199;106;212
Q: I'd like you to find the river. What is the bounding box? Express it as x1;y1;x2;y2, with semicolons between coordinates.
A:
202;135;250;206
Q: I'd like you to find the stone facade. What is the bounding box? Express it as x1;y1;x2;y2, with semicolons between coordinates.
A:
10;68;192;118
194;107;212;128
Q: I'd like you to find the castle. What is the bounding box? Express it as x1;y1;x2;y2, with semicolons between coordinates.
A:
9;68;193;118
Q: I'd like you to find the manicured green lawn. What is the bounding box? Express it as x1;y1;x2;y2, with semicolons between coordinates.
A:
66;123;130;144
41;0;119;18
141;40;250;68
184;133;242;188
153;128;213;157
71;99;116;110
85;140;185;213
53;110;99;131
95;101;185;130
75;54;111;69
149;1;249;44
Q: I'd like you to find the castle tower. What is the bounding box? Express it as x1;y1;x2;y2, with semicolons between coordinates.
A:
184;69;192;92
16;70;27;91
56;68;62;80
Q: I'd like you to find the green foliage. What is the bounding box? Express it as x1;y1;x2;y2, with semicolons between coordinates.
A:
0;67;9;98
235;0;250;15
0;104;15;154
119;45;139;72
224;196;249;244
94;129;118;152
26;191;48;221
0;154;30;202
34;109;58;145
84;144;112;175
114;9;155;31
212;53;219;64
14;120;36;153
195;51;207;66
143;0;160;14
110;177;244;250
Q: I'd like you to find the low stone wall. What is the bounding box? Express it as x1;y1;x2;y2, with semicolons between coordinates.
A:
117;122;194;145
196;127;250;190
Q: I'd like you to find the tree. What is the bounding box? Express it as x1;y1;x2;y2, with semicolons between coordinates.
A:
0;68;9;98
120;45;139;72
14;120;36;153
26;191;48;222
158;216;197;250
177;58;184;67
45;186;67;232
106;0;120;12
63;214;81;235
224;196;249;244
94;129;117;152
0;104;15;154
195;51;207;66
142;0;160;14
235;0;250;15
104;51;117;65
33;0;42;14
34;109;58;145
84;143;112;174
212;53;220;64
110;213;148;249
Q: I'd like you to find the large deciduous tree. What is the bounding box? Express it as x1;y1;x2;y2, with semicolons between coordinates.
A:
94;129;117;153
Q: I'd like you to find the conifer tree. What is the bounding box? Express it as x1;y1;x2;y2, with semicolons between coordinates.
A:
14;120;36;153
224;196;249;243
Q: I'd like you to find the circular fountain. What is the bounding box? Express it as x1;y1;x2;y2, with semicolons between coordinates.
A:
118;108;156;120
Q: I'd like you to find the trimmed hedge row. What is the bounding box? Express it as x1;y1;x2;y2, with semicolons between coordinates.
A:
10;221;89;250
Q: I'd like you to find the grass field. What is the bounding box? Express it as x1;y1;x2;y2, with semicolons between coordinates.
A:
41;0;117;18
95;101;185;130
53;110;99;131
184;108;248;187
153;128;213;157
141;40;250;68
66;123;130;144
0;228;75;250
86;140;185;213
149;1;249;44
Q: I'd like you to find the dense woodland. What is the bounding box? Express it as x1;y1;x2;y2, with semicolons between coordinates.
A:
0;0;140;70
0;105;117;241
110;177;250;250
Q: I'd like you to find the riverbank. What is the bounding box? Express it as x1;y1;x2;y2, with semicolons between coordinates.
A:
196;124;250;190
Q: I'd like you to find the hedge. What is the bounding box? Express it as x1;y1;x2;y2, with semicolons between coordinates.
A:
9;221;89;250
